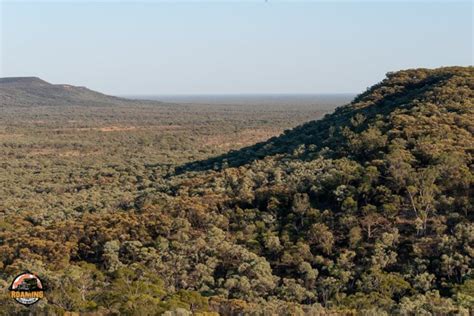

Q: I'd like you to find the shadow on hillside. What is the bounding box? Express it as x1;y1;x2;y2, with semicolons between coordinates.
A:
174;72;452;175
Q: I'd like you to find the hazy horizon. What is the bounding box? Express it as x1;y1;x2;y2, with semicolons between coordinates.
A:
1;1;472;95
123;93;355;107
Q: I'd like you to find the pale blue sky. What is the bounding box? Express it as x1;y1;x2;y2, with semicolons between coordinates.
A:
1;1;472;95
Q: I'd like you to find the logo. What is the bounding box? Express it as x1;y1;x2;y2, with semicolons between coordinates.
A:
8;272;45;306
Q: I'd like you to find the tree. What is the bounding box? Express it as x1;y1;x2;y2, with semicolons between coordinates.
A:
308;223;334;255
406;167;439;235
291;193;310;228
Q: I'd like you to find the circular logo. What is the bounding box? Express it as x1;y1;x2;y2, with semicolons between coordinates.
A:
8;272;45;306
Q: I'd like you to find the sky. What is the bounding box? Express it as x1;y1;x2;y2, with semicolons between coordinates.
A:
0;1;472;95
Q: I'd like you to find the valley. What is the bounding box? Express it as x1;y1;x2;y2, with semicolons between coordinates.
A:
0;68;472;315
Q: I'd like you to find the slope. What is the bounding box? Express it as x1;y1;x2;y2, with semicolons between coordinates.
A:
159;66;473;312
177;66;473;173
0;76;141;107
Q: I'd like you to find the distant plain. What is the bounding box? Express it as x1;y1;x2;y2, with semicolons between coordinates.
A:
0;91;353;217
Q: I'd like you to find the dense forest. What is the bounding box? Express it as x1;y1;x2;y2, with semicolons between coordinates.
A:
0;67;472;315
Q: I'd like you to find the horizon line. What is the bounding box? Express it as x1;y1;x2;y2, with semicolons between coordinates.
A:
120;92;358;97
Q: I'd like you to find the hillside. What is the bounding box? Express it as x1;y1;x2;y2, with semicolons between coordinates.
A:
0;77;137;107
161;67;473;313
0;67;472;315
178;66;473;173
166;66;474;313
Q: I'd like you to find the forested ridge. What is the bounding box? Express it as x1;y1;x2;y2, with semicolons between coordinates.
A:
0;67;473;315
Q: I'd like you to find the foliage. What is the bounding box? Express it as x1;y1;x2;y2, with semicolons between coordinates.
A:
0;67;472;314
